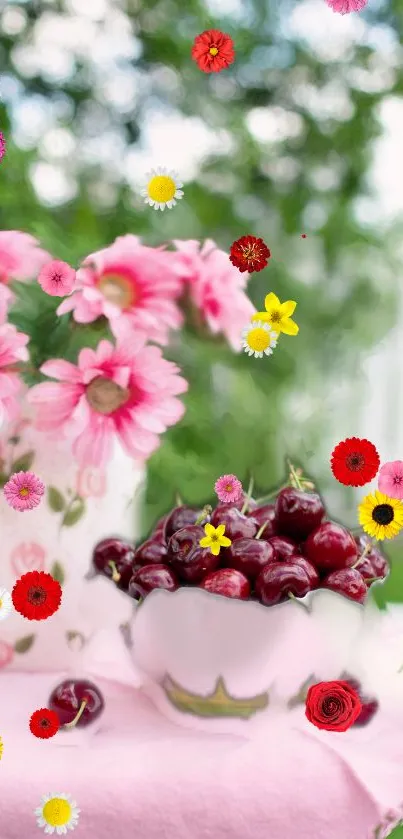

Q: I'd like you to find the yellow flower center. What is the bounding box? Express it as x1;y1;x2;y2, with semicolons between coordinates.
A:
19;487;29;497
86;376;130;415
98;273;135;309
211;534;219;542
42;798;72;827
225;483;233;492
268;309;281;323
147;175;176;203
247;327;270;352
209;46;218;55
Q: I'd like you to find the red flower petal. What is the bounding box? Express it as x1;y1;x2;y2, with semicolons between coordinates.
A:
191;29;235;73
229;235;271;274
330;437;380;487
12;570;62;621
29;707;60;739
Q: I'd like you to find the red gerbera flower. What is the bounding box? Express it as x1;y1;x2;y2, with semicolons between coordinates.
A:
229;235;271;274
12;570;62;621
29;708;60;739
330;437;380;487
191;29;235;73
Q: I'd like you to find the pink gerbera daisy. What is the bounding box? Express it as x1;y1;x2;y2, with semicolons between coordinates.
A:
38;259;76;297
214;474;243;503
325;0;368;13
0;230;50;285
56;234;185;346
173;239;256;351
378;461;403;501
27;335;188;468
4;471;45;511
0;319;29;424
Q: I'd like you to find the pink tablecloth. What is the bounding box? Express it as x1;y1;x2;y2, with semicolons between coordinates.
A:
0;671;394;839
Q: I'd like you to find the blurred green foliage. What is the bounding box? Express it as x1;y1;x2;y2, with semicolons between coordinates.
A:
1;0;403;609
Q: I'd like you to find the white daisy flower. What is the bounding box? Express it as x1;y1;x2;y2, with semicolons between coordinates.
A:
35;793;80;835
141;166;184;211
0;588;13;621
241;320;278;358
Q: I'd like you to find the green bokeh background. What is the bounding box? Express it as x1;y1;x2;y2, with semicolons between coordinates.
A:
1;0;403;606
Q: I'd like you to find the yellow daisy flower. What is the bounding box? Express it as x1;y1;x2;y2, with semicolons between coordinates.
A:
252;292;299;335
199;523;232;556
242;320;278;358
35;793;80;834
358;490;403;540
141;167;184;211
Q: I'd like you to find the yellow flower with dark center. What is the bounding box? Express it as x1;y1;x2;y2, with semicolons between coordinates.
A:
358;490;403;540
252;292;299;335
199;523;231;556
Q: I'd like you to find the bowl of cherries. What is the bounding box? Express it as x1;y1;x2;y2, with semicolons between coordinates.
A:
91;468;389;732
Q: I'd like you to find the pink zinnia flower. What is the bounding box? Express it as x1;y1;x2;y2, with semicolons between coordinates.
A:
0;320;29;424
56;234;184;346
38;259;76;297
4;471;45;512
214;474;243;503
326;0;368;13
173;239;256;351
0;230;50;285
0;133;6;163
378;461;403;500
27;336;188;467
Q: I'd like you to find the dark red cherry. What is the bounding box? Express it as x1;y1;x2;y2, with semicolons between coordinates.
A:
48;679;104;728
268;535;299;562
219;493;258;512
133;539;168;566
152;514;169;538
210;506;258;541
255;561;311;606
355;535;389;580
164;506;201;540
248;504;277;539
128;564;178;599
289;556;320;588
304;522;358;572
167;525;219;582
224;538;276;581
322;568;367;603
275;487;325;541
352;555;375;584
200;568;251;600
92;537;135;590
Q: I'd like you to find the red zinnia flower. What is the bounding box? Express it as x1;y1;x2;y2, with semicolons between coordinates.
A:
191;29;235;74
12;570;62;620
29;708;60;739
331;437;380;487
229;236;271;274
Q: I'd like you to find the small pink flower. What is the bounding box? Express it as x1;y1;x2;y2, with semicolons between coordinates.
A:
56;234;185;346
28;335;188;468
75;465;107;498
325;0;368;13
378;461;403;500
0;640;14;668
0;230;50;285
4;471;45;511
10;542;46;577
173;239;256;351
38;259;76;297
214;474;243;503
0;133;6;163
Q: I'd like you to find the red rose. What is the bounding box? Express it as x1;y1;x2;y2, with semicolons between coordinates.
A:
305;680;362;732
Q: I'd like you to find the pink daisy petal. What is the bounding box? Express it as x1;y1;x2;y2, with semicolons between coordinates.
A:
378;461;403;500
4;471;45;512
38;259;76;297
214;474;243;503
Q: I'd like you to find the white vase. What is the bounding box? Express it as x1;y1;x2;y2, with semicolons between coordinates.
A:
0;418;144;672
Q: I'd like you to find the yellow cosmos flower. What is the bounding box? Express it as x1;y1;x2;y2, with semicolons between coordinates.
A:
252;292;299;335
358;490;403;540
199;523;232;556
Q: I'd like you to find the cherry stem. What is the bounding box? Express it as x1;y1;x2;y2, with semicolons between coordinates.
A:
63;699;88;729
175;492;183;507
195;505;212;525
352;542;372;569
365;576;383;584
108;560;121;583
256;483;288;504
288;461;303;491
241;476;254;515
255;521;270;540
